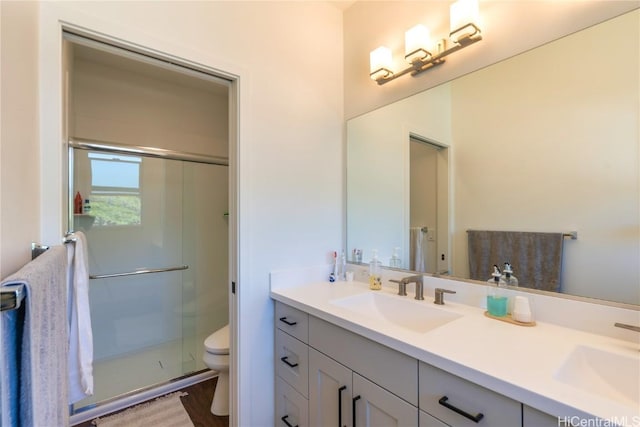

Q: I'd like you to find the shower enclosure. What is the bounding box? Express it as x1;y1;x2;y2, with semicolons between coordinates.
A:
69;141;228;413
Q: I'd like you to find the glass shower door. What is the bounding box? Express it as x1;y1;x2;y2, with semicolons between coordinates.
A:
70;148;228;411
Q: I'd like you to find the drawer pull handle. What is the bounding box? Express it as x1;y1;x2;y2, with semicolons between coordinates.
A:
281;415;298;427
280;356;299;368
438;396;484;423
338;385;346;427
279;316;297;326
352;395;361;427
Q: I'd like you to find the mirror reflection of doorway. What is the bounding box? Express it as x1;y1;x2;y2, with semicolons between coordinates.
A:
409;134;449;274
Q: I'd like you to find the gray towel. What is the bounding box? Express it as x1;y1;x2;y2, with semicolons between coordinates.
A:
1;246;69;427
467;230;564;292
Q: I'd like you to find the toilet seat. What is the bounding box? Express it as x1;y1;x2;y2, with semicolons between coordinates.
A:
204;324;229;355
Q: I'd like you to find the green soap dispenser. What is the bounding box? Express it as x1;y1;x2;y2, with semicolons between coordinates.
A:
487;265;508;317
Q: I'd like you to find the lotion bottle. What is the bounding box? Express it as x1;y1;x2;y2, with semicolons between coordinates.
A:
369;250;382;290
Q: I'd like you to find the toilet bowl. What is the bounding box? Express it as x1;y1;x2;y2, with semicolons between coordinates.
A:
203;324;229;416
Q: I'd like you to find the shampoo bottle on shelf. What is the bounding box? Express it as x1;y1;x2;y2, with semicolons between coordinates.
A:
368;250;382;290
486;265;508;317
74;191;83;214
83;199;92;214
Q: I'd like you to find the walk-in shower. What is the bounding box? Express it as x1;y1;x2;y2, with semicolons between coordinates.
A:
68;140;228;414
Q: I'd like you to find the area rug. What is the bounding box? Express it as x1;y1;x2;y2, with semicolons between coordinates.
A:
92;391;194;427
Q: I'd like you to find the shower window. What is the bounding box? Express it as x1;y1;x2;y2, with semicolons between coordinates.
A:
89;153;142;227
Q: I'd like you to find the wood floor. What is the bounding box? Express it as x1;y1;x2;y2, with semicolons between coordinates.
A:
75;378;228;427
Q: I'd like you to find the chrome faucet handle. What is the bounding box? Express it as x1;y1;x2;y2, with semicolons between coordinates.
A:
615;322;640;333
389;279;407;296
434;288;456;305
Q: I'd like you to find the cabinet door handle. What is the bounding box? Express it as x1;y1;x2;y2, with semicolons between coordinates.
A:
281;415;298;427
338;385;347;427
438;396;484;423
279;316;297;326
352;395;361;427
280;356;299;368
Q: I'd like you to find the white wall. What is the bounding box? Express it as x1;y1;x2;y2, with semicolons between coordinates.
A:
0;1;40;278
0;1;343;425
344;1;639;119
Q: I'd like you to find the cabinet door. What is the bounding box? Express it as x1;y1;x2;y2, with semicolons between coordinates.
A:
352;373;418;427
276;376;309;427
523;405;559;427
309;348;353;427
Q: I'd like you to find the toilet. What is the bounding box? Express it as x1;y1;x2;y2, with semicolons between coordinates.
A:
203;324;229;416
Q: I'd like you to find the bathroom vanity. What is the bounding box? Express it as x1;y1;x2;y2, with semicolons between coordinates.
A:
271;267;640;427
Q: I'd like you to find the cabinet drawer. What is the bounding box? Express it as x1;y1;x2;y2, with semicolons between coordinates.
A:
523;405;559;427
309;316;418;406
420;410;450;427
276;376;309;427
276;301;309;343
276;329;309;397
419;362;521;427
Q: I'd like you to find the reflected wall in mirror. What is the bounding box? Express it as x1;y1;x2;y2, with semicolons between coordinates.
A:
347;10;639;305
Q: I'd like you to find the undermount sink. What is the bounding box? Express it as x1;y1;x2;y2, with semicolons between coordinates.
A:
554;345;640;407
330;292;462;333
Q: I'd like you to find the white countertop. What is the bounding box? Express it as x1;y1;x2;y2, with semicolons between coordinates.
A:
270;279;640;426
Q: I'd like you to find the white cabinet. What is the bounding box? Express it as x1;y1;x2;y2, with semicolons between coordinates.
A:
308;316;418;406
419;362;521;426
308;348;352;426
276;329;309;398
352;373;418;427
276;300;538;427
308;348;418;427
275;302;310;427
276;376;309;427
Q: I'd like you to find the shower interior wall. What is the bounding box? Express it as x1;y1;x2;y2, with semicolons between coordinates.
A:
66;39;229;399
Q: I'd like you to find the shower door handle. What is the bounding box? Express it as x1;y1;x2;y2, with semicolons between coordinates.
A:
89;265;189;280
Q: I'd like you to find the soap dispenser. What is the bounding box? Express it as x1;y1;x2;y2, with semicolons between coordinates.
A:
486;265;508;317
389;247;402;268
502;262;519;287
369;250;382;290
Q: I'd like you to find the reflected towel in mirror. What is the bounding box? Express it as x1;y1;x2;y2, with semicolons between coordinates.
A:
467;230;564;292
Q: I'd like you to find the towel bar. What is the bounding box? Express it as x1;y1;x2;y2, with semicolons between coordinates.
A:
465;230;578;240
89;265;189;280
1;284;25;312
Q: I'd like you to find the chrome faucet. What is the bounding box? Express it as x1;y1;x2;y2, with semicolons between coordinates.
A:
434;288;456;305
615;322;640;333
390;275;424;300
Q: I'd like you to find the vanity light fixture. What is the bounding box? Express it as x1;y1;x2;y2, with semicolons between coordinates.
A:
369;0;483;85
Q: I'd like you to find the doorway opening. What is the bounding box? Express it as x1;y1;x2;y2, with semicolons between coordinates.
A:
62;31;237;424
409;134;449;275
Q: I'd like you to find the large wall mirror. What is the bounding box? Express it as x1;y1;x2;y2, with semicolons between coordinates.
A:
347;9;639;306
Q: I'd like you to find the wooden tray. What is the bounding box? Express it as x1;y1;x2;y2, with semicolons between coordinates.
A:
484;311;536;327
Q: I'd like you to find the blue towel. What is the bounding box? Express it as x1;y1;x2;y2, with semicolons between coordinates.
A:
1;305;24;427
1;246;69;427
